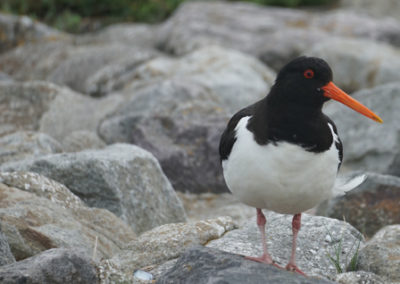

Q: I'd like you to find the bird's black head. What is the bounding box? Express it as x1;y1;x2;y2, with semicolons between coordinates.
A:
267;56;382;123
270;56;333;108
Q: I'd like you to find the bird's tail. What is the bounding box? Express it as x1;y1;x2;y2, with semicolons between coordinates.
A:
332;173;366;196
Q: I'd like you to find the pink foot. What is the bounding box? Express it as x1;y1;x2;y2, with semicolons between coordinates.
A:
285;263;307;276
245;254;284;269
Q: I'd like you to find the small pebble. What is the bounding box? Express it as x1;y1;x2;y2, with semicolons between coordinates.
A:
133;270;154;281
325;234;332;242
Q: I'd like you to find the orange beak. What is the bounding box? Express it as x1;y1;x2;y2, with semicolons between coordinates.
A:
322;82;383;123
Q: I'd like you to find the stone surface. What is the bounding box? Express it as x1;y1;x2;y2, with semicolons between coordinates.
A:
358;225;400;282
0;81;123;141
0;81;58;138
98;217;236;283
0;131;62;165
0;172;136;261
208;211;364;280
0;13;67;53
325;83;400;173
157;246;333;284
340;0;400;22
335;271;385;284
0;40;159;96
0;226;15;267
1;144;187;234
38;88;123;141
317;172;400;237
157;1;400;70
311;38;400;92
127;45;275;113
62;130;106;153
0;248;97;284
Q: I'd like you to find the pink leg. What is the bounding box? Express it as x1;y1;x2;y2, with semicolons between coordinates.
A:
245;209;283;269
285;213;307;276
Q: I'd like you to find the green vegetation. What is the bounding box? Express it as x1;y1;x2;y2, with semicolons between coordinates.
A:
325;224;362;273
0;0;335;33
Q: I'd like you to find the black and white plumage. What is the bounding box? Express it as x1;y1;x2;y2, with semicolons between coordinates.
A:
218;56;382;274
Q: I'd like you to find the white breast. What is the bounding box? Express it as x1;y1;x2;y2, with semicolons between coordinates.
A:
222;116;340;214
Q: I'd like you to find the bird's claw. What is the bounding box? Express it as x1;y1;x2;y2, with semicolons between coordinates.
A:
285;263;307;276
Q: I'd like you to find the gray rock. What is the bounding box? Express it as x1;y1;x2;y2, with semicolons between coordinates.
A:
157;1;400;70
1;144;187;234
99;80;229;193
0;40;158;96
317;172;400;237
157;1;310;60
0;248;97;284
98;217;236;283
77;23;158;47
311;38;400;92
358;225;400;282
127;45;275;113
0;13;68;53
0;81;58;138
0;131;62;165
62;130;106;152
0;172;136;261
157;246;334;284
0;226;15;267
39;89;124;142
340;0;400;22
208;211;364;280
311;10;400;47
335;271;385;284
0;81;123;142
325;83;400;173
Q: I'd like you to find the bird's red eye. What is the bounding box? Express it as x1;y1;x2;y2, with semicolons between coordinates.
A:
303;69;314;79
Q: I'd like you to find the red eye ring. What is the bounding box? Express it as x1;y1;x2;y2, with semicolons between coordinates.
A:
304;69;314;79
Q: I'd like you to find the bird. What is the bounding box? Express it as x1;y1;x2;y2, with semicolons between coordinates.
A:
218;56;382;275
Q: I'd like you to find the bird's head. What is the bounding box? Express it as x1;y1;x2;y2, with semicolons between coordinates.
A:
271;56;382;123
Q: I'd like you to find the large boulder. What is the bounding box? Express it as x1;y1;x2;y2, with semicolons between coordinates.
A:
0;13;67;53
0;171;136;261
126;45;275;113
0;226;15;267
98;217;236;283
0;81;123;141
325;83;400;173
317;172;400;237
157;246;334;284
311;38;400;92
358;225;400;282
207;211;364;280
0;131;62;165
157;1;400;70
1;144;187;234
99;80;229;193
0;248;97;284
340;0;400;22
0;40;159;96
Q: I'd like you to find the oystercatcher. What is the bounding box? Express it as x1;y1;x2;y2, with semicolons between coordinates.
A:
219;56;382;275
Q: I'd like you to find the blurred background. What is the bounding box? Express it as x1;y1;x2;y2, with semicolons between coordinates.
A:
1;0;336;33
0;0;400;282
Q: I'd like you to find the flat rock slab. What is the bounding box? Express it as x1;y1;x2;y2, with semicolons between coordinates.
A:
1;144;187;234
157;246;333;284
0;248;97;284
207;211;364;280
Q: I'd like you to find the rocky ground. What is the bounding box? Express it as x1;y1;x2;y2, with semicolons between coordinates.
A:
0;0;400;283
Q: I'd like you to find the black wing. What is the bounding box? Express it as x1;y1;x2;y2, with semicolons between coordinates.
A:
219;101;260;161
326;117;343;170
